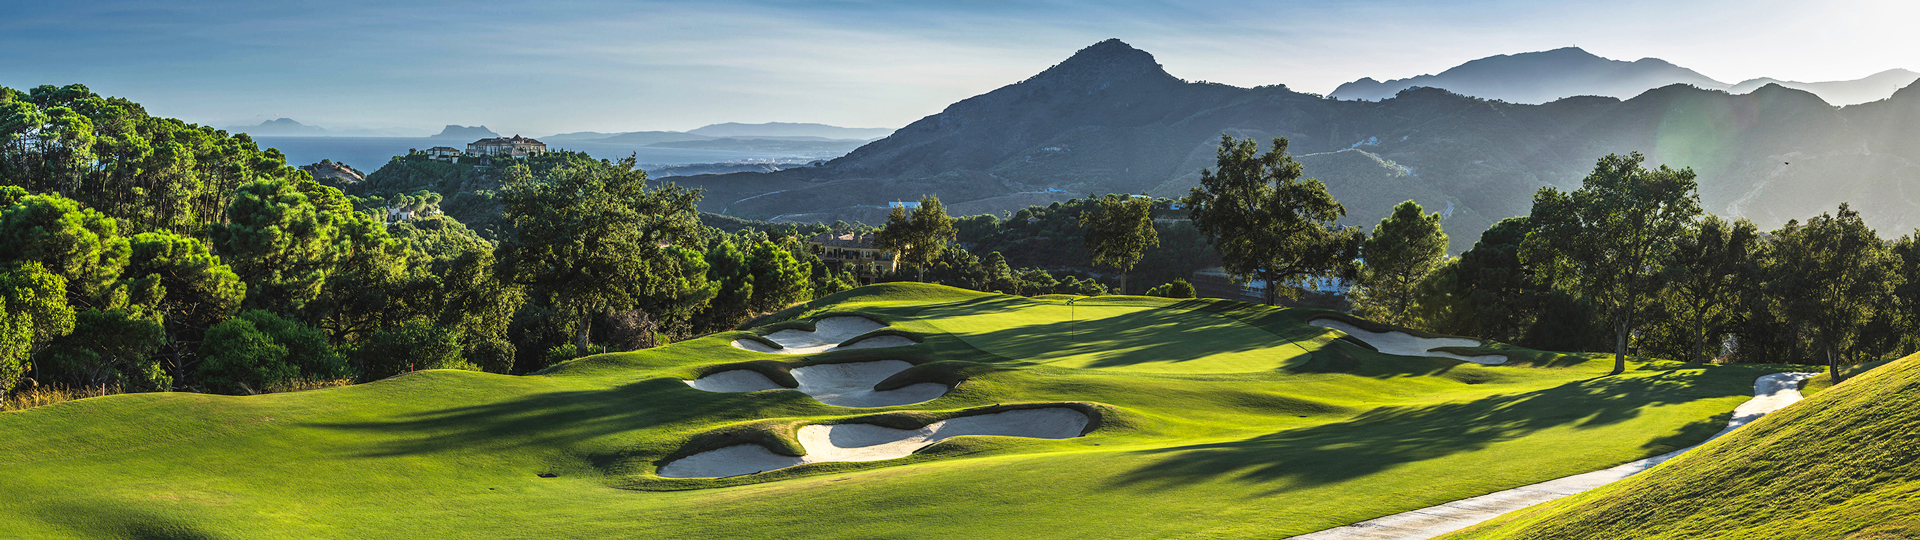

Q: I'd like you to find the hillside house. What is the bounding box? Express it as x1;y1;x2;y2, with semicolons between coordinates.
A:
466;135;548;158
807;233;897;283
425;146;462;161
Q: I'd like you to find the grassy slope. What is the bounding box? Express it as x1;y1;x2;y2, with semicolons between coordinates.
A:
0;284;1793;539
1442;351;1920;540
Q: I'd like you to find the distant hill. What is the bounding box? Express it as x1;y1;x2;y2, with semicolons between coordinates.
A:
645;137;867;157
231;117;328;136
1728;68;1920;107
1331;47;1915;106
429;125;498;139
1441;353;1920;539
688;122;893;141
673;39;1920;252
1331;47;1723;103
598;131;712;145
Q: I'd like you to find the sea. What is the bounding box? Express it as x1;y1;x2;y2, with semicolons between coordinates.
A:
253;136;823;173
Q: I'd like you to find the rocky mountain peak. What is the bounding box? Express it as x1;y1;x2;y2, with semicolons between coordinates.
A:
1024;39;1172;90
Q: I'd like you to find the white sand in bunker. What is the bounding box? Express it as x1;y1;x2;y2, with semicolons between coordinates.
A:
729;315;917;355
684;360;950;407
657;408;1091;478
1311;319;1506;365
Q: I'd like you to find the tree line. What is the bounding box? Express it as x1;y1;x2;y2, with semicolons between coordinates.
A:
1174;134;1917;380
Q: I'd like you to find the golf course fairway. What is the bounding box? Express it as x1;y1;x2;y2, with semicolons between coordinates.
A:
0;284;1806;539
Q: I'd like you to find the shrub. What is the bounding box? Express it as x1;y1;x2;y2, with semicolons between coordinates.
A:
195;310;344;394
1146;279;1197;299
352;319;473;382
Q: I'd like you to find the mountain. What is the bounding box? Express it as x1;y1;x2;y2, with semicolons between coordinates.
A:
1728;68;1920;107
645;137;868;157
1330;47;1722;103
1331;47;1914;106
231;117;328;136
674;39;1920;252
688;122;894;140
597;131;713;145
429;125;498;140
1442;353;1920;539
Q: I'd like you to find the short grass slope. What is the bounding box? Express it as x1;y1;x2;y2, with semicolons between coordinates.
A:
1441;352;1920;540
0;283;1801;539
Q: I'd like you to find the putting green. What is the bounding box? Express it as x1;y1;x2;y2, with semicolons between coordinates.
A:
0;284;1803;539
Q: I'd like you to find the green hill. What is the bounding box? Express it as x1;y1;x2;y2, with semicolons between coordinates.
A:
1442;352;1920;540
0;284;1795;539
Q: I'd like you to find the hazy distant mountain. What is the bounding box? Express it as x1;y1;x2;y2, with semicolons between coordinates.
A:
646;138;867;157
598;131;713;145
1728;69;1920;107
688;122;893;141
674;39;1920;251
1331;47;1914;106
542;131;621;141
231;118;328;136
429;125;498;140
1331;47;1723;103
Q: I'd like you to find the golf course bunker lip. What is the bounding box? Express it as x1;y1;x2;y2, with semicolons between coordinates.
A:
729;315;917;355
1310;319;1506;365
684;360;951;407
657;408;1092;479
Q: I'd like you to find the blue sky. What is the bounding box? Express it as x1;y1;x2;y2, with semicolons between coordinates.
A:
4;0;1915;135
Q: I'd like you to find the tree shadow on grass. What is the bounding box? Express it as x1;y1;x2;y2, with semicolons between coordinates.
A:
299;378;820;461
912;300;1321;369
1109;369;1745;495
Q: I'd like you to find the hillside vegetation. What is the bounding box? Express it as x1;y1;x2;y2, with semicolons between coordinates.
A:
1443;352;1920;540
0;284;1794;539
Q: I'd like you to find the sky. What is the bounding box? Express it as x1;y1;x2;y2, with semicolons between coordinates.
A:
4;0;1916;136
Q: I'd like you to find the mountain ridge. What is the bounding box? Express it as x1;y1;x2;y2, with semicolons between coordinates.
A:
1330;47;1914;106
672;39;1920;252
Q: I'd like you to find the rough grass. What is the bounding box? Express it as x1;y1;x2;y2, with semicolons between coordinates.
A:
1799;357;1901;396
0;283;1798;539
1441;351;1920;540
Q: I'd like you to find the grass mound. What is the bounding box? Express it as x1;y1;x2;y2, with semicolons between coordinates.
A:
1442;352;1920;540
0;284;1800;539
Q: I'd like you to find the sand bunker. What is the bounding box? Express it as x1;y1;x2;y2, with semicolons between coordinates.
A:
685;360;950;407
1311;319;1505;365
729;315;916;355
658;408;1091;478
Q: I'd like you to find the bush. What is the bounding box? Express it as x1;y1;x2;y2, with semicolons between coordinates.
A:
1146;279;1196;299
196;317;293;394
352;319;474;382
195;310;344;394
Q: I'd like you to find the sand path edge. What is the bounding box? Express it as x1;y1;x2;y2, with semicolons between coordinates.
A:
1286;371;1818;540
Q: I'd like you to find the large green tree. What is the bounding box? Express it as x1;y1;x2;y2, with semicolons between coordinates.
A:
123;231;246;381
211;179;340;314
875;195;957;282
1659;215;1760;363
1524;153;1702;375
1766;204;1900;381
1353;200;1448;326
496;158;702;355
1080;194;1159;294
1184;135;1358;306
746;240;811;315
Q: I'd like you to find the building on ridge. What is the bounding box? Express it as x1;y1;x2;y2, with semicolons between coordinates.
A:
466;135;549;158
806;232;897;284
425;146;463;161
